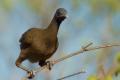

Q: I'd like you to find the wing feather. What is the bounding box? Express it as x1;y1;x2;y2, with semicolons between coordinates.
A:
19;28;35;49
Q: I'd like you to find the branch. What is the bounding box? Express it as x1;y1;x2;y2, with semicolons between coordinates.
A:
57;70;86;80
25;42;120;79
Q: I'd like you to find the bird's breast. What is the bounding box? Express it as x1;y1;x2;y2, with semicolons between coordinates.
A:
44;39;58;55
31;38;58;56
28;43;58;63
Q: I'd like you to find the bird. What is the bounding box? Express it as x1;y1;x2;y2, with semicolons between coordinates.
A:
15;8;67;76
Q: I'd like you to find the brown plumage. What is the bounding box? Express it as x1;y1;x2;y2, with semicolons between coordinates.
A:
15;8;67;70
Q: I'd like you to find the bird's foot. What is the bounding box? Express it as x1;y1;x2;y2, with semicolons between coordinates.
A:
46;60;54;70
27;70;36;79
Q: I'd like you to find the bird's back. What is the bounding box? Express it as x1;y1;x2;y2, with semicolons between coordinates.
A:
20;28;45;48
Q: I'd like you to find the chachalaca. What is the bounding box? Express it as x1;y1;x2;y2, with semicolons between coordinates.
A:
15;8;67;78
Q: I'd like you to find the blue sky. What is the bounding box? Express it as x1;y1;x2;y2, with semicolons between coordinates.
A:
0;0;120;80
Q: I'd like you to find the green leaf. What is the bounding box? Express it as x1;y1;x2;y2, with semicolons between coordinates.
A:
87;75;97;80
115;52;120;64
105;75;112;80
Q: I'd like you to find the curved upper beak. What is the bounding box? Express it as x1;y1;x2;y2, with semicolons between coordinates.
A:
66;15;68;18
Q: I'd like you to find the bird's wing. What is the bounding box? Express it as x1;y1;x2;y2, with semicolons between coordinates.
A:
19;28;35;49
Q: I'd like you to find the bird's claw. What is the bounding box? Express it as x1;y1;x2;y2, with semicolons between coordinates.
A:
46;61;54;70
27;70;36;79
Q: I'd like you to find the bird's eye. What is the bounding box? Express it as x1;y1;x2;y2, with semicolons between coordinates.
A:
56;11;62;16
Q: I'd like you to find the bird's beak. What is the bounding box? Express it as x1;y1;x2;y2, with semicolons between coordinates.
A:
66;15;69;18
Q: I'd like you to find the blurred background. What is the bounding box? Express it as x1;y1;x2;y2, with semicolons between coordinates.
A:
0;0;120;80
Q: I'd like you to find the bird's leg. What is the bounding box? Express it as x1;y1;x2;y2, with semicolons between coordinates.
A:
46;60;54;70
15;55;29;72
39;60;46;67
15;49;30;72
39;60;54;70
27;70;36;79
16;54;35;79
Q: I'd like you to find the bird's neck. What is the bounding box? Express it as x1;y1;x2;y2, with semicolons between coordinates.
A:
47;17;61;35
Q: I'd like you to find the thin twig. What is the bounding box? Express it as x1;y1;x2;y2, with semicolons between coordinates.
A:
57;70;86;80
55;42;93;64
26;43;120;79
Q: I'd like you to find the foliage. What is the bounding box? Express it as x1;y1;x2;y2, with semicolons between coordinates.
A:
87;75;97;80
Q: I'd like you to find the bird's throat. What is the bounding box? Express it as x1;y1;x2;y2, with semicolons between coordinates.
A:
47;17;61;35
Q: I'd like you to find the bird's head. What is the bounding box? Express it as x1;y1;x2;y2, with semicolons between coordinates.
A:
54;8;67;25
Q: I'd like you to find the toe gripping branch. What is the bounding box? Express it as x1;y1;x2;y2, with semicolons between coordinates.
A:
26;60;55;79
